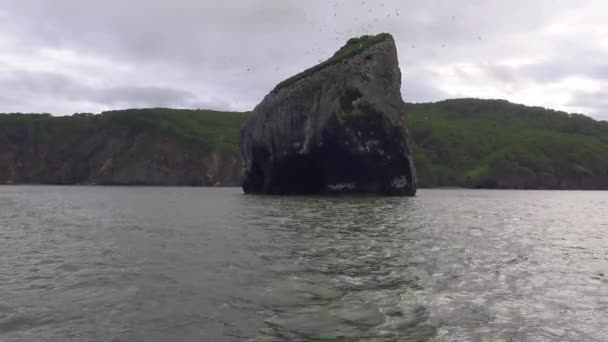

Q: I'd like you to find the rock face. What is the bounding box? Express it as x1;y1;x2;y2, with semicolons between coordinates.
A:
240;33;417;195
0;119;241;186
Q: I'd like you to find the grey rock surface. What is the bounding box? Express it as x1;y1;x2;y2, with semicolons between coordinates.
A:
240;33;417;195
0;129;241;186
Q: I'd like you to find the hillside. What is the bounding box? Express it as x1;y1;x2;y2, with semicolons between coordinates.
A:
407;99;608;189
0;109;247;185
1;99;608;189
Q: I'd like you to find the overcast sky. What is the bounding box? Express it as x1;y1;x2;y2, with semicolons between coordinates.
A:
1;0;607;119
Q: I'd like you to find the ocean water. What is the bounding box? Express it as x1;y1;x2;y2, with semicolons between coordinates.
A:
0;186;607;341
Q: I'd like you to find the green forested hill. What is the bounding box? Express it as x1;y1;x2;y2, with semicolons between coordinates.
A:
0;109;247;185
0;108;247;155
1;99;608;189
406;99;608;189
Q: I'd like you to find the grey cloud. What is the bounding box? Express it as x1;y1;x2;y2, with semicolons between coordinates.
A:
0;0;607;117
0;68;228;113
592;64;608;80
486;65;519;83
402;72;447;103
515;36;608;83
93;86;235;111
0;70;74;95
569;90;608;120
0;93;17;107
522;58;607;83
93;86;196;107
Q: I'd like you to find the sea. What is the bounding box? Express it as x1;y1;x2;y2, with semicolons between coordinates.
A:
1;186;607;341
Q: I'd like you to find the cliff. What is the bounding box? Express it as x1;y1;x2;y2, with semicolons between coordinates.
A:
2;90;608;189
0;109;244;186
240;33;417;195
3;99;608;190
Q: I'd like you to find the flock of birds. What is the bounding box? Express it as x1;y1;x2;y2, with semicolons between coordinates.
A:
243;2;484;74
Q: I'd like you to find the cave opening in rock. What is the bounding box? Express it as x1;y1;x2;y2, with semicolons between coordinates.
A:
242;147;270;194
272;154;325;194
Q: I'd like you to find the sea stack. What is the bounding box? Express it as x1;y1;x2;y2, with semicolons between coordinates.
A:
240;33;417;195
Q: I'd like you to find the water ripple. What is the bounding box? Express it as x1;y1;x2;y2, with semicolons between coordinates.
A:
0;187;607;341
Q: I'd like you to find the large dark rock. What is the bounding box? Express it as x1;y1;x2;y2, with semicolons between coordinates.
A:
240;33;417;195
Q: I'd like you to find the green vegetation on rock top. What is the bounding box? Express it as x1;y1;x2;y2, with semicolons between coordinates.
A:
271;33;393;94
331;33;393;60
